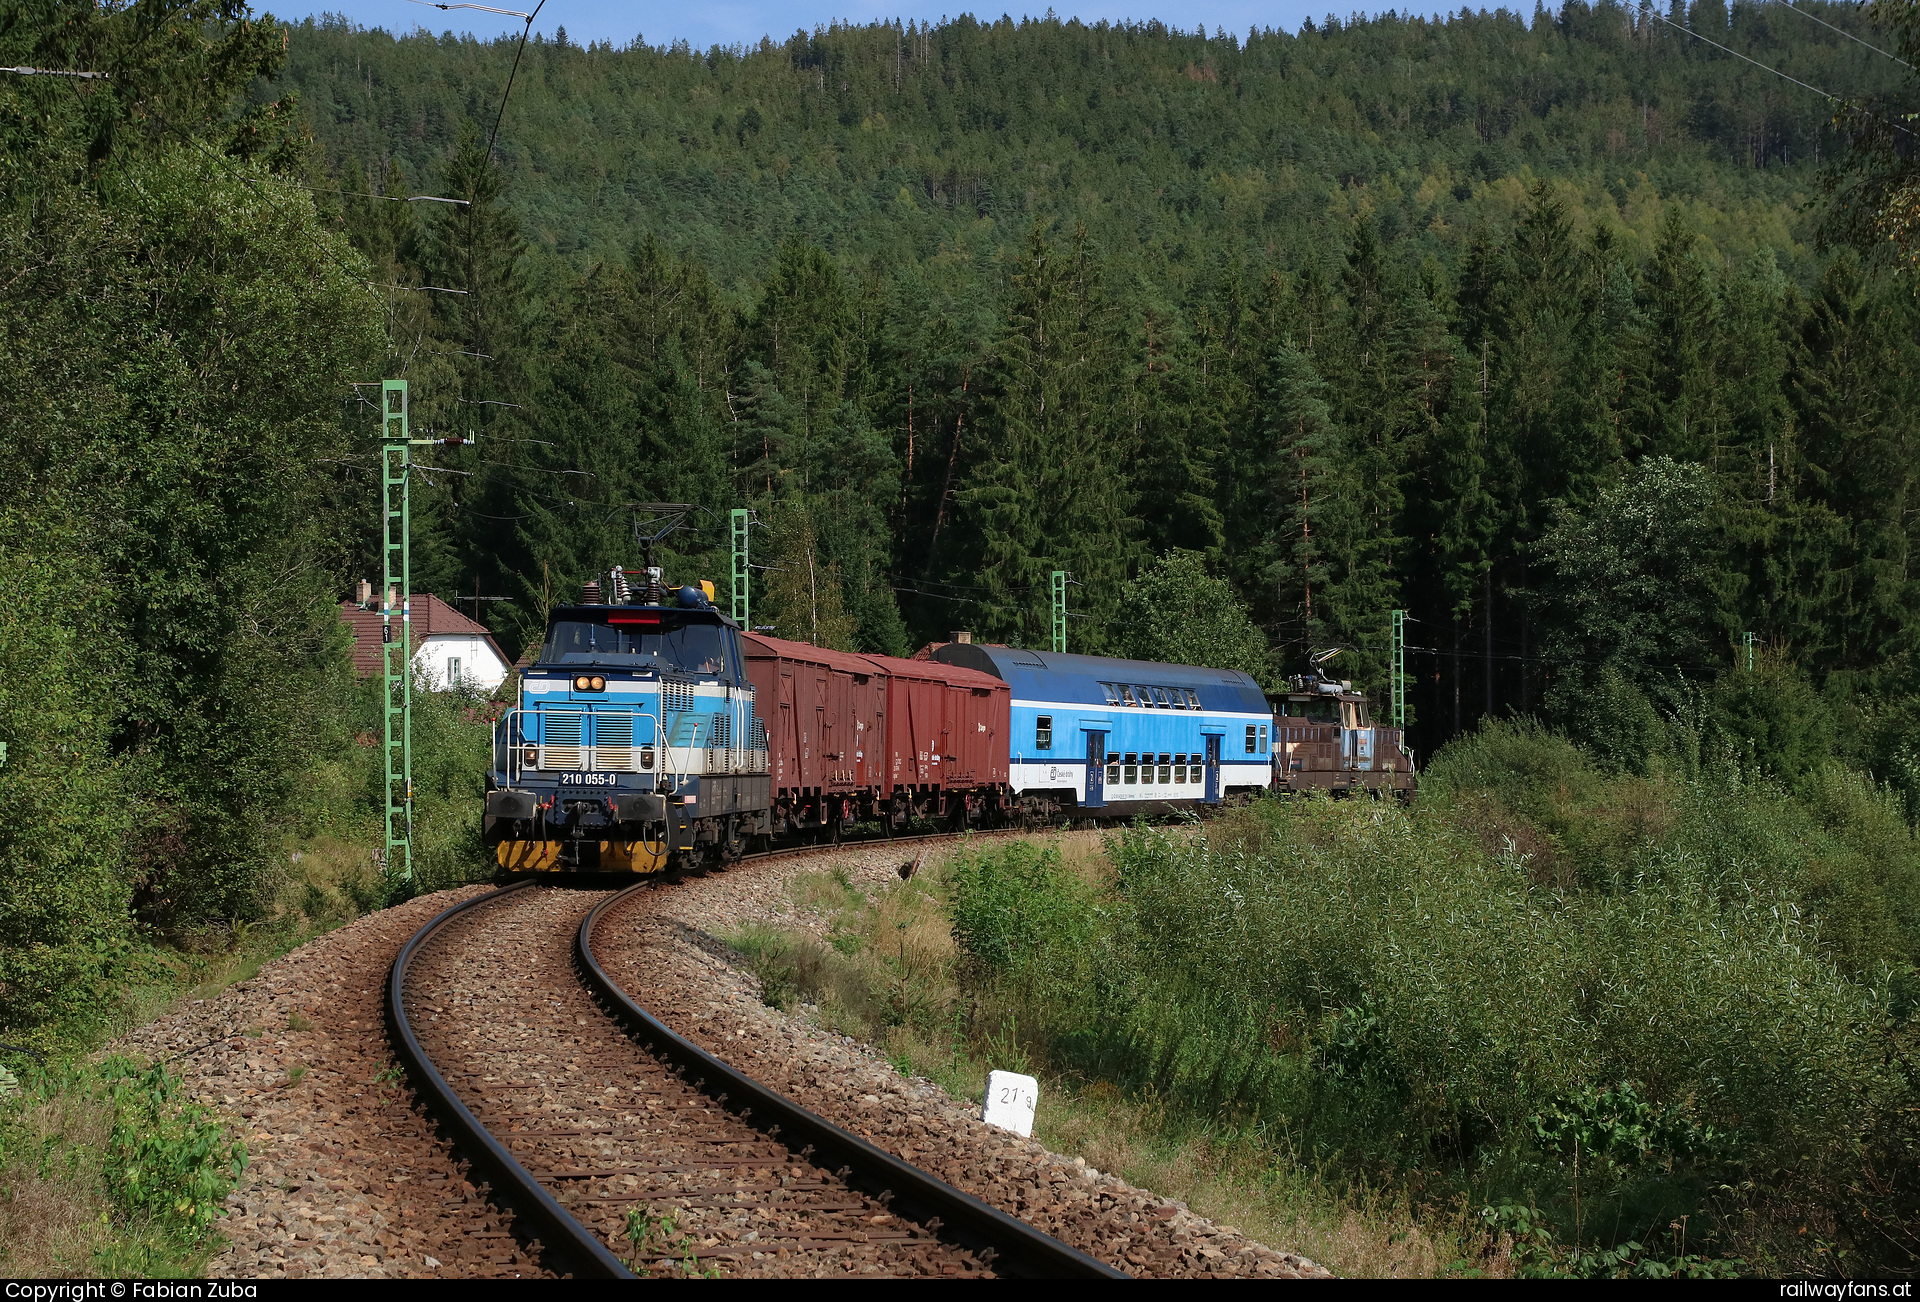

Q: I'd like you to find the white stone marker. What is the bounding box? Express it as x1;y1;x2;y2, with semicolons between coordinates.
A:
981;1069;1039;1137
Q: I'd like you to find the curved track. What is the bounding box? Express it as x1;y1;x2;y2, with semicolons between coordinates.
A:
388;861;1128;1279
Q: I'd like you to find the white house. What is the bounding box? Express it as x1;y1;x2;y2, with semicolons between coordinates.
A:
340;589;514;694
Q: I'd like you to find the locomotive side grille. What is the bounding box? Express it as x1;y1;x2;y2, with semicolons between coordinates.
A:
662;679;695;713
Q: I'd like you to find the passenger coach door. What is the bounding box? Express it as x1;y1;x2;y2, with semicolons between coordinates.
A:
1084;730;1107;808
1203;734;1222;804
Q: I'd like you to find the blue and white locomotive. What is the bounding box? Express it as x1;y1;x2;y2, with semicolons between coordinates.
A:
484;572;770;873
930;642;1272;818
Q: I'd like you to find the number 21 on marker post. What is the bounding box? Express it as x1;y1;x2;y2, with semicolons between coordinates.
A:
982;1069;1039;1138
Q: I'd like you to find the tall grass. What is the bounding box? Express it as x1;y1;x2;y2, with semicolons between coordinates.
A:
925;726;1920;1276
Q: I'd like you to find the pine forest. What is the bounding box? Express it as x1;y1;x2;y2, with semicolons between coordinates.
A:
5;0;1920;1277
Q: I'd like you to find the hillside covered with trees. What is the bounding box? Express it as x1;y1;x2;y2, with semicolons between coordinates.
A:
278;1;1920;777
6;0;1920;1276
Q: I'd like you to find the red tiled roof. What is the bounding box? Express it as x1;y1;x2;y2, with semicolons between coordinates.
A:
338;594;512;678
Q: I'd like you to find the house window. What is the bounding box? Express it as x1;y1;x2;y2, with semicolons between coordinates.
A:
1035;715;1053;750
447;656;463;688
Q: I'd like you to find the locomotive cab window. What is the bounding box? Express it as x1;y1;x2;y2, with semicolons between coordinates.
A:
1279;697;1340;723
1034;715;1053;750
541;612;730;678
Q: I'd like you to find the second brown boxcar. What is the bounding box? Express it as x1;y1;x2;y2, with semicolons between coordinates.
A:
857;652;1010;829
740;633;885;836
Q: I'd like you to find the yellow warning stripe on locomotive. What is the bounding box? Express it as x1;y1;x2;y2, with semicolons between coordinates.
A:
494;839;670;874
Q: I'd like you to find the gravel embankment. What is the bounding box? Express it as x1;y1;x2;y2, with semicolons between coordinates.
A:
116;885;549;1279
111;832;1328;1280
592;839;1331;1280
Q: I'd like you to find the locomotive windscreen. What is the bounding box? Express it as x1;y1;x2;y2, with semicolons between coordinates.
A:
1276;697;1340;722
539;615;730;675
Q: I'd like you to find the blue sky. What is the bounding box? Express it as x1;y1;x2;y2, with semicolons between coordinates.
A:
293;0;1457;55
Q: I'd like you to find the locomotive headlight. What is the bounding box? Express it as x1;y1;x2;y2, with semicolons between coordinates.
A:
573;675;590;691
639;746;655;769
589;675;606;691
522;745;538;767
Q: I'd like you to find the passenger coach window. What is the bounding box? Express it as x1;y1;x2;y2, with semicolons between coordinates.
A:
1245;725;1258;754
1158;753;1172;782
1152;687;1172;708
1107;753;1120;783
1035;715;1053;750
1259;724;1268;753
1124;753;1138;784
1183;689;1201;708
1120;686;1139;707
1137;685;1157;707
1100;683;1121;705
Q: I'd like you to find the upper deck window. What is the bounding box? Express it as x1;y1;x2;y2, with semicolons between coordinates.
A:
1151;687;1172;708
1119;685;1139;707
1099;682;1121;706
1182;689;1201;709
540;614;730;676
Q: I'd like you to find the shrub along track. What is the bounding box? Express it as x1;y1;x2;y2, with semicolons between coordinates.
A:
390;865;1125;1278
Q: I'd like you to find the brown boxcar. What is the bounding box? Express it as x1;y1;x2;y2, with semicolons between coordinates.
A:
740;634;885;833
856;652;1010;826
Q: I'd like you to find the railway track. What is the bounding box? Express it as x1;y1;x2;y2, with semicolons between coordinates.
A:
387;854;1128;1279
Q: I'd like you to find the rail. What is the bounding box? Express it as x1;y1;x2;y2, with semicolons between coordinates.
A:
574;880;1129;1280
385;881;636;1279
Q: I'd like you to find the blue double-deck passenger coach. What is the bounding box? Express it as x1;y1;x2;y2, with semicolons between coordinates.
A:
931;643;1271;818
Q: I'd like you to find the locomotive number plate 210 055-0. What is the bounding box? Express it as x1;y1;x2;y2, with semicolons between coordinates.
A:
558;772;621;787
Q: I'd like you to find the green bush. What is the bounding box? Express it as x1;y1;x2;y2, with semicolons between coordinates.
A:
0;1056;245;1276
947;840;1100;978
